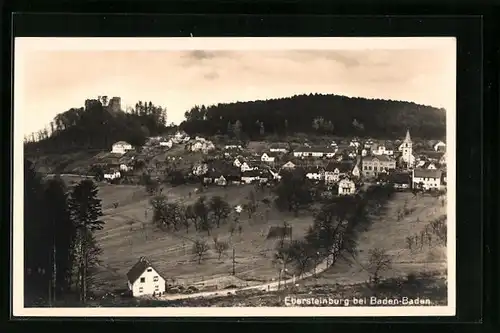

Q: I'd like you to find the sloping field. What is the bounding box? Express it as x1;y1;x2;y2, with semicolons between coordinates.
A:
316;192;447;285
93;184;316;292
92;182;447;294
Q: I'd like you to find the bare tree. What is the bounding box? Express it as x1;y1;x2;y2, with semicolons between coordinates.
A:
366;248;392;285
209;196;231;228
283;240;315;277
192;239;210;264
213;240;229;260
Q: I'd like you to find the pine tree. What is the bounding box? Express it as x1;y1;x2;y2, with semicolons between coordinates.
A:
67;180;103;303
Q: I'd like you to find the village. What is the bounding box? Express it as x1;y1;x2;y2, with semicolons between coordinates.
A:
75;128;448;302
94;129;446;196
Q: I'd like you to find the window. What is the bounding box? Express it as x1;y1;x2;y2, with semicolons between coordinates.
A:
153;276;159;282
155;285;159;291
147;268;152;272
140;277;145;283
139;287;144;293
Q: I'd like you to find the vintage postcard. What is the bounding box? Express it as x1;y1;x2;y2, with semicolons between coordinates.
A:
13;37;456;317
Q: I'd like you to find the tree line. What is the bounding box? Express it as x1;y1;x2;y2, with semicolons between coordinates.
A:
24;97;170;155
24;160;104;306
180;93;446;140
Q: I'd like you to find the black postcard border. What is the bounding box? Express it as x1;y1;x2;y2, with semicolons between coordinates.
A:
2;7;492;331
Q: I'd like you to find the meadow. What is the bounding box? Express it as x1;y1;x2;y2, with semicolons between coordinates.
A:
91;179;447;294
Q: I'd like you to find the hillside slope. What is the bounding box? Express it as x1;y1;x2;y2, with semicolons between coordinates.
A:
24;99;168;156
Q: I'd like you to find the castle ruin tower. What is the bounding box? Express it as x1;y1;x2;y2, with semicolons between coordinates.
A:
401;129;413;168
108;97;122;113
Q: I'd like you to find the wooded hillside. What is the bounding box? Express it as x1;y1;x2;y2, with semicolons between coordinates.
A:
180;94;446;140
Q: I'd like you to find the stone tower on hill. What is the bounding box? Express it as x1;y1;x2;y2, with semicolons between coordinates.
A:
108;97;122;113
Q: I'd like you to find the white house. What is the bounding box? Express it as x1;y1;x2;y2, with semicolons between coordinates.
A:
281;161;296;170
104;170;121;180
372;144;394;156
439;152;447;165
261;152;277;163
269;143;289;153
434;141;446;151
233;158;243;168
241;170;260;184
127;257;166;297
412;169;442;191
192;163;209;176
159;140;173;148
324;162;353;184
112;141;133;155
338;179;356;196
240;161;258;172
304;167;324;181
191;140;215;153
349;140;360;148
119;164;132;172
225;145;243;150
352;164;361;178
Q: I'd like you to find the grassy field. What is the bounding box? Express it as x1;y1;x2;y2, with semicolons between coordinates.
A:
317;191;447;285
92;179;447;294
93;183;317;292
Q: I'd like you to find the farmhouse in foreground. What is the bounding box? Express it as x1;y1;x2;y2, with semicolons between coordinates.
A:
127;257;166;297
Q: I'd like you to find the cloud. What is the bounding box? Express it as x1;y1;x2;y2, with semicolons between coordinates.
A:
203;71;219;80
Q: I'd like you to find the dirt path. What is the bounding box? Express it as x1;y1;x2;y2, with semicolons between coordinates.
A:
156;256;332;301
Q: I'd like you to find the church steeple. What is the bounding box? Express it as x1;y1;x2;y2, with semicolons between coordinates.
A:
403;129;412;143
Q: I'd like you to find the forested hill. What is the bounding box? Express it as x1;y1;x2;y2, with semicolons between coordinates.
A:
180;94;447;139
24;99;169;155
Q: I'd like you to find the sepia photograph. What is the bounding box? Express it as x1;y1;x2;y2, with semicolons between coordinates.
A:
13;37;456;317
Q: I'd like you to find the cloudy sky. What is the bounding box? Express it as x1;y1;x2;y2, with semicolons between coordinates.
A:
15;38;456;137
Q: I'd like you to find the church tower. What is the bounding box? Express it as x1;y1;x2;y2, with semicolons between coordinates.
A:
401;129;413;167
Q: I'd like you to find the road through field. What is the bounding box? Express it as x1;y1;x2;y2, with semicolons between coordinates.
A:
156;257;332;301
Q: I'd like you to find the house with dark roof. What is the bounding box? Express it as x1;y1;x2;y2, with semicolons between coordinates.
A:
111;141;134;155
269;142;290;153
412;169;442;191
127;257;166;297
324;161;354;184
388;172;412;190
240;169;259;184
304;166;325;181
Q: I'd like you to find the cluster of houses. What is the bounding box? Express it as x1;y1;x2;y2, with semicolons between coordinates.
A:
101;129;447;193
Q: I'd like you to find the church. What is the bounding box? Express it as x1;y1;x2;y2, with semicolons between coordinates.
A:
397;129;415;168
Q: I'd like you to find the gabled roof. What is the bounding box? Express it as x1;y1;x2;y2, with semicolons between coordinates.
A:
363;155;395;162
388;172;411;184
262;151;279;157
294;146;335;153
325;161;353;172
421;151;445;159
242;170;260;178
413;169;442;179
304;166;324;174
113;141;131;146
127;257;162;284
270;143;289;149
